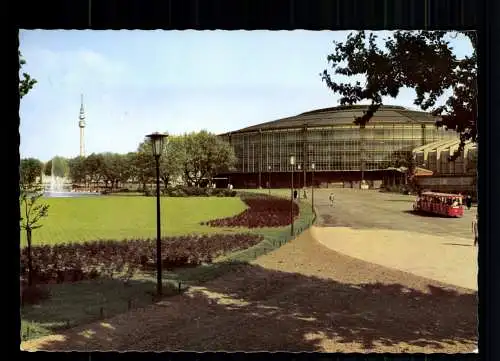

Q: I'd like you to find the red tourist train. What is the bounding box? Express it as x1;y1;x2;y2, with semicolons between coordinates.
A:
412;191;464;218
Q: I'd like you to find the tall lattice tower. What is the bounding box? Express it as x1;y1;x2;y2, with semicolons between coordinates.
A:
78;94;86;157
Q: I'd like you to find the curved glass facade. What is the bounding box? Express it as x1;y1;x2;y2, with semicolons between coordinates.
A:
225;123;456;173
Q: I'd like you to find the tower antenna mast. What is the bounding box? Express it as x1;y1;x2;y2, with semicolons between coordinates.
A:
78;94;86;157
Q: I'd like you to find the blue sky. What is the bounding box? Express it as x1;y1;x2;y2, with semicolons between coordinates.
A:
19;30;473;162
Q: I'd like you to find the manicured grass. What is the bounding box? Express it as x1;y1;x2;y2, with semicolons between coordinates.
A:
172;198;316;284
21;278;180;342
20;192;317;342
20;196;248;246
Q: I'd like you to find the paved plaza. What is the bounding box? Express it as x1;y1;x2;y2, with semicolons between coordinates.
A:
310;188;478;290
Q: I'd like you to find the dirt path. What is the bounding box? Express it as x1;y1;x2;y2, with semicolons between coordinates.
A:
22;230;477;353
311;226;477;291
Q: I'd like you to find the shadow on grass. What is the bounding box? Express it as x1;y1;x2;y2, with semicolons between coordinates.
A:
21;278;181;342
22;262;477;352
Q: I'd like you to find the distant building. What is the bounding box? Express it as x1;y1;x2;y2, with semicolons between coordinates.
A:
412;139;477;176
412;139;477;196
217;105;456;189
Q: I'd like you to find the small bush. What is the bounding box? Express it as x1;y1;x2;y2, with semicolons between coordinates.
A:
203;194;299;228
21;234;264;284
162;186;236;197
167;188;187;197
115;188;131;193
209;188;237;197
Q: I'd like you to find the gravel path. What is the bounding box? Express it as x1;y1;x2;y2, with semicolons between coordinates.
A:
21;230;477;353
311;226;477;291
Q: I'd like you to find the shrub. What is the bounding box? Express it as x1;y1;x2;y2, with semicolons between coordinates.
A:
20;234;263;284
202;194;299;228
162;186;236;197
115;188;131;193
167;188;187;197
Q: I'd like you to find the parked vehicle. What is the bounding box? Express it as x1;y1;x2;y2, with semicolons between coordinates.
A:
413;191;464;217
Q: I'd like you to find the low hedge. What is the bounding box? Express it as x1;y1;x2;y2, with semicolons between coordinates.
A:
144;186;237;197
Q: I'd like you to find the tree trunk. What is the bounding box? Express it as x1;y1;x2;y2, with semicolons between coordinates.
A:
161;176;169;189
26;228;33;286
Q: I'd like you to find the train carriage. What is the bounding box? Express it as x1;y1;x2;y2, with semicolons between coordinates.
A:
413;191;464;218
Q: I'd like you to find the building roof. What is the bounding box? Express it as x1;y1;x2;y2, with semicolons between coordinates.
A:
412;138;475;153
414;167;434;176
221;105;440;135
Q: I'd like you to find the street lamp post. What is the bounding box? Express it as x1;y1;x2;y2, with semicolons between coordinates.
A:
268;165;271;195
311;162;315;212
290;154;295;236
146;132;169;297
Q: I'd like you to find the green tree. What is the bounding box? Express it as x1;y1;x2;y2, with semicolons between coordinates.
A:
52;156;68;178
19;51;46;288
133;150;155;191
321;31;477;159
20;183;49;286
19;51;37;99
137;135;186;188
122;152;139;187
20;158;43;186
160;136;185;186
84;153;105;189
101;153;127;190
43;159;52;177
181;130;236;187
68;156;87;185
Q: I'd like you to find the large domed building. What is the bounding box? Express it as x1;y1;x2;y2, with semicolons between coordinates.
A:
217;105;457;189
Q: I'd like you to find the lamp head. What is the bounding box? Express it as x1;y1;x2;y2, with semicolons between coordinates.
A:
146;132;169;157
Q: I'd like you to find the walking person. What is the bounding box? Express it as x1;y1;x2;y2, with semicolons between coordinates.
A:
329;192;334;207
466;194;472;210
473;214;478;247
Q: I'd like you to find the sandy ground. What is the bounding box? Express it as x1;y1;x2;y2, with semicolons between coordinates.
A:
311;226;478;291
21;230;477;353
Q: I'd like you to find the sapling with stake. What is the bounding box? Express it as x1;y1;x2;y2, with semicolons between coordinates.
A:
20;183;49;286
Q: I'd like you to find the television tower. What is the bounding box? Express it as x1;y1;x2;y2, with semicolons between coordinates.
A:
78;94;86;157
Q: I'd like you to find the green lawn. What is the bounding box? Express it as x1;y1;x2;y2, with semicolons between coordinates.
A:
21;196;248;246
21;192;317;342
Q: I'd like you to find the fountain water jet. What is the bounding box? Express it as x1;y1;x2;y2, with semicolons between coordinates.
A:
49;174;66;193
48;156;68;193
43;156;100;198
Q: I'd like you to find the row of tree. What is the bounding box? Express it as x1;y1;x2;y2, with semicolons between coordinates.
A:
20;130;236;191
